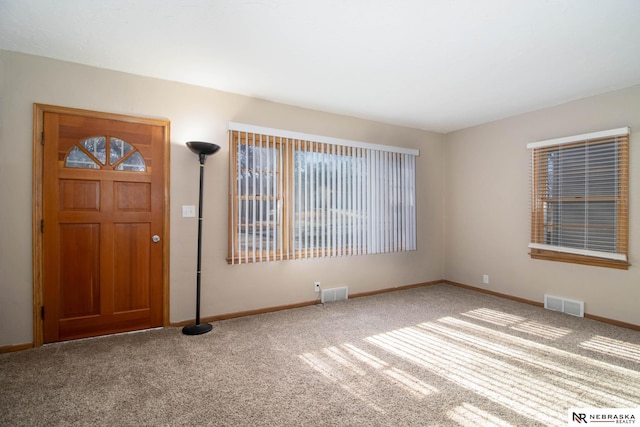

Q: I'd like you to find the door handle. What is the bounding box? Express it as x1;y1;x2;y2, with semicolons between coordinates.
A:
152;235;161;243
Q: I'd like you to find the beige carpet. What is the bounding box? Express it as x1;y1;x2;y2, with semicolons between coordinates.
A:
1;283;639;426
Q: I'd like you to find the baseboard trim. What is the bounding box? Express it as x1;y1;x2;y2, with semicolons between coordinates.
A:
443;280;640;331
171;300;320;327
7;279;639;348
349;280;442;299
0;343;34;354
171;280;442;327
443;280;543;307
582;313;640;331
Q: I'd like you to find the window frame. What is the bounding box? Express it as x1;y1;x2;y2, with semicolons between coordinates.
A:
227;123;418;264
528;128;629;270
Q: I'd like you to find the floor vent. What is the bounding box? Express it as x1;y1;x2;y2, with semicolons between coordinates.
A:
321;286;349;304
544;294;584;317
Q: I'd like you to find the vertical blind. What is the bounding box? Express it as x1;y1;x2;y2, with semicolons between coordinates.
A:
528;127;629;262
228;123;419;264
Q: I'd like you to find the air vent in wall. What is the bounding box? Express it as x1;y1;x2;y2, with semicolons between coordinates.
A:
321;286;349;303
544;294;584;317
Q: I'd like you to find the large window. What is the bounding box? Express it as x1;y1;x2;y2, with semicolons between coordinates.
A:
528;127;629;269
228;123;418;264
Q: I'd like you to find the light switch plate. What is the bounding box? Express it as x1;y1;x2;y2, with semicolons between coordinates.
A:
182;205;196;217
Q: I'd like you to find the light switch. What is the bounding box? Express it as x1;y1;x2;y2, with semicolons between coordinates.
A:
182;205;196;218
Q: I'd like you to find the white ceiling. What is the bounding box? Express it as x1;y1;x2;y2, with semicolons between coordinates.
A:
2;0;640;133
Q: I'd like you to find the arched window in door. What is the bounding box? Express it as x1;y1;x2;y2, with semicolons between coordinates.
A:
65;136;146;172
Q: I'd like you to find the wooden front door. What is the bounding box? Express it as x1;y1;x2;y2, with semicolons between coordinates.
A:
40;108;168;343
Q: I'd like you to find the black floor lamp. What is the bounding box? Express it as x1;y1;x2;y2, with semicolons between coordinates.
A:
182;141;221;336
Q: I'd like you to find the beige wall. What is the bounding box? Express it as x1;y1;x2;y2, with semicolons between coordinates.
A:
444;84;640;326
3;48;638;348
0;50;445;347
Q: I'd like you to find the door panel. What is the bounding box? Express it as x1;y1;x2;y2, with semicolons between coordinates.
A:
59;224;100;318
114;182;151;211
42;110;167;343
59;180;100;211
113;223;150;312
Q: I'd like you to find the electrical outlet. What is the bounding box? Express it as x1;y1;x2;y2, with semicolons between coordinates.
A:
314;281;321;292
483;274;489;285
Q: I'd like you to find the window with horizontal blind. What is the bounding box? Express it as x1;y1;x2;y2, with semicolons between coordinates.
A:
228;123;418;264
528;127;629;269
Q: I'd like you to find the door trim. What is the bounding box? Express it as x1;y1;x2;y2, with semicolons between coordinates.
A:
32;104;171;346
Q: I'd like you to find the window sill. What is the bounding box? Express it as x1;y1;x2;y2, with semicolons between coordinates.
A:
529;249;629;270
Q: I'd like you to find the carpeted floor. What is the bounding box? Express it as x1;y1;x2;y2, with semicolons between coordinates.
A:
1;283;639;426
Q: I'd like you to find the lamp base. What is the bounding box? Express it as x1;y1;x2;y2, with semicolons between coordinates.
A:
181;323;213;336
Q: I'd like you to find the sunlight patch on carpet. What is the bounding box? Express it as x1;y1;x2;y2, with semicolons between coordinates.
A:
461;308;525;326
299;341;441;408
510;320;572;340
299;349;388;414
382;367;438;399
579;335;640;363
447;402;515;427
341;343;388;370
365;316;640;426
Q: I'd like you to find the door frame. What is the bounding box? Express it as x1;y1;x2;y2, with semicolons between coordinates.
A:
32;104;171;346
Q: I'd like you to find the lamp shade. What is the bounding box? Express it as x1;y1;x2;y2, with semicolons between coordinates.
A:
186;141;220;156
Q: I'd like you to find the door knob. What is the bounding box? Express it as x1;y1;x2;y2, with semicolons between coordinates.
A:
152;235;161;243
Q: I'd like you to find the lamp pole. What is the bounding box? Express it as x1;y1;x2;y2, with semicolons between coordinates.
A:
182;141;220;336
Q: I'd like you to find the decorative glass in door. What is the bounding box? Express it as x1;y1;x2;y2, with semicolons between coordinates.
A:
65;136;146;172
